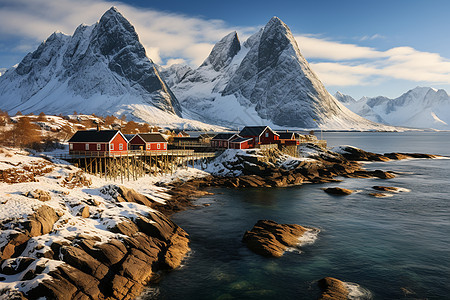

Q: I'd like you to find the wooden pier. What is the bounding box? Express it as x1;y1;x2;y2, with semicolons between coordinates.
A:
55;150;217;182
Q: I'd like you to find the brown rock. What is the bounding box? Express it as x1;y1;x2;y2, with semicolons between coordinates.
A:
111;219;139;236
369;192;389;197
318;277;349;300
119;248;154;283
163;228;190;269
27;269;78;300
79;205;90;218
323;187;354;195
60;245;109;280
115;185;154;207
0;232;29;259
24;189;51;202
242;220;310;257
57;265;101;299
372;186;400;192
24;205;60;237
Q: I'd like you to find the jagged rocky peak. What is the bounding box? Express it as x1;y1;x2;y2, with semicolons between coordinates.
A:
200;31;241;71
93;7;144;58
0;6;182;119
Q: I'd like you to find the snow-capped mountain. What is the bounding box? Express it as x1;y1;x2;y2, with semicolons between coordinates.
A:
336;87;450;130
167;17;389;130
0;7;224;130
0;68;6;76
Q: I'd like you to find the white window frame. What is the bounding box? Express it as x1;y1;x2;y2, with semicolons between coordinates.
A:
97;144;101;151
110;144;114;151
265;132;269;138
69;144;73;150
119;144;123;151
163;143;166;149
147;143;150;150
157;143;160;150
85;144;89;151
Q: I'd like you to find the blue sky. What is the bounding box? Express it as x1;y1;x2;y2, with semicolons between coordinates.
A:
0;0;449;99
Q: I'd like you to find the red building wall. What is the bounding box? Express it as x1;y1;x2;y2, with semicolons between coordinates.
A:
259;128;279;144
109;134;128;154
146;142;167;151
230;140;251;149
69;143;108;153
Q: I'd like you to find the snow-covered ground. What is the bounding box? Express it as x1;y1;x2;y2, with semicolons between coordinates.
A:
0;146;209;296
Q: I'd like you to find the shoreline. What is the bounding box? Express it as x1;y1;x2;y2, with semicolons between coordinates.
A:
0;144;439;299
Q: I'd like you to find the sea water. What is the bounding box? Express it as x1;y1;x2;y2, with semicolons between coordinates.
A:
145;132;450;299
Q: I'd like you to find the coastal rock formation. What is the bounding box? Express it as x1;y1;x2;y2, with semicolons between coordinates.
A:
323;187;354;195
372;186;401;192
318;277;349;300
242;220;313;257
0;205;189;300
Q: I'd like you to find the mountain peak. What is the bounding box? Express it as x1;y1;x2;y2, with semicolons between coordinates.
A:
200;31;241;71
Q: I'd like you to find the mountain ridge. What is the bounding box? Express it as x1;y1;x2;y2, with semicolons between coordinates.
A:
335;87;450;129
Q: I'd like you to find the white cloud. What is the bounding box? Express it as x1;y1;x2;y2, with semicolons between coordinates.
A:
0;0;448;90
359;34;385;41
0;0;255;67
294;36;450;87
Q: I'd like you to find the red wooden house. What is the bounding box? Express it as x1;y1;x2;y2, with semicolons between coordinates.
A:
68;130;128;155
229;137;252;149
129;133;168;151
239;126;280;147
277;131;300;145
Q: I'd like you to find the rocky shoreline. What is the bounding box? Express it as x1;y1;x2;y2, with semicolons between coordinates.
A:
0;144;439;299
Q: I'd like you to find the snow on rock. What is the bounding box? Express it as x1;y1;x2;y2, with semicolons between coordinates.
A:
167;17;392;131
0;7;219;130
337;87;450;130
0;147;192;298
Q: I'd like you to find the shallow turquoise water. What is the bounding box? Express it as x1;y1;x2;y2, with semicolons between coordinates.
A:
146;132;450;299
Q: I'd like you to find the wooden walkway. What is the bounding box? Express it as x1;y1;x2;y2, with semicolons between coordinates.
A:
54;150;218;182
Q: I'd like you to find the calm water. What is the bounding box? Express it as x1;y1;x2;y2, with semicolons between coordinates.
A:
145;132;450;300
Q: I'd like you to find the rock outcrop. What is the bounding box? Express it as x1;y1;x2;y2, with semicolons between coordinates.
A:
323;187;354;195
242;220;315;257
318;277;349;300
0;193;190;300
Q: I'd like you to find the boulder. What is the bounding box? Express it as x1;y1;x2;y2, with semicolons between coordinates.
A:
242;220;310;257
0;232;29;259
79;205;90;218
115;185;154;207
372;186;400;192
24;189;51;202
323;187;354;195
24;205;60;237
318;277;349;300
338;146;390;162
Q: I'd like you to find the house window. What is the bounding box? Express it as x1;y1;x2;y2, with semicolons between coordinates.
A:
265;132;269;138
119;144;123;151
163;143;166;149
85;144;89;151
157;143;160;149
69;144;73;150
97;144;101;151
110;144;114;151
147;144;150;150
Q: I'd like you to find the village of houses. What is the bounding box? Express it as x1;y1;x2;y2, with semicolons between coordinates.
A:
68;125;323;156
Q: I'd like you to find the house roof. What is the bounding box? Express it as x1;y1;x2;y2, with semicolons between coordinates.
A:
199;133;216;139
230;137;252;143
68;130;121;143
137;133;168;143
173;129;189;136
212;133;239;141
239;126;279;137
277;132;295;140
123;134;135;142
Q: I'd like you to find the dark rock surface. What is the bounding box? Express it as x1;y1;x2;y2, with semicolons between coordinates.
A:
318;277;349;300
242;220;312;257
323;187;354;195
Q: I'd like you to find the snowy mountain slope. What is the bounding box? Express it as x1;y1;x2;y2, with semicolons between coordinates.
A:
168;17;391;130
336;87;450;129
0;7;223;130
0;68;6;77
